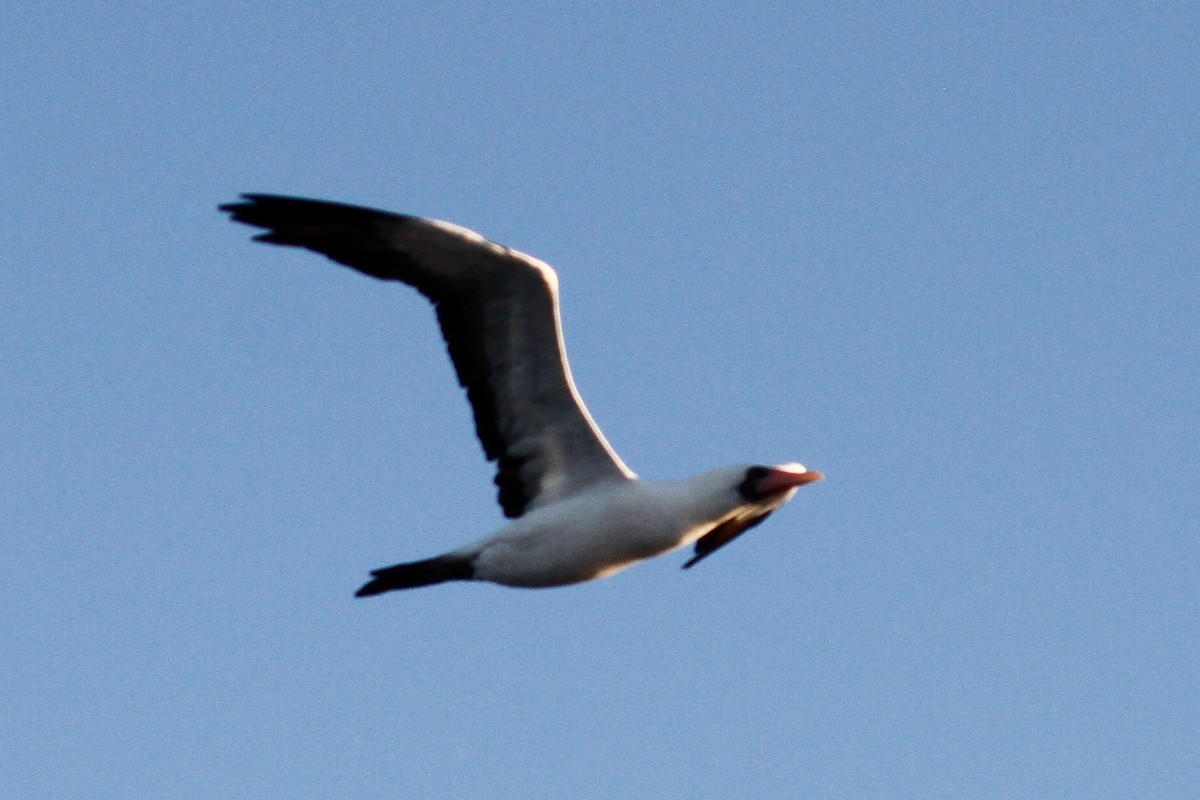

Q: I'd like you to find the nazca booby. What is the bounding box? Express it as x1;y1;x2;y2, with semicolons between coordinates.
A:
220;195;822;595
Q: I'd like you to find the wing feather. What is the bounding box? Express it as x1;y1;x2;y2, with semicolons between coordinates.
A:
221;194;635;517
682;509;774;569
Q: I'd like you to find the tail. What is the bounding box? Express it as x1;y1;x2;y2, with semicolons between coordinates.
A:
355;553;476;597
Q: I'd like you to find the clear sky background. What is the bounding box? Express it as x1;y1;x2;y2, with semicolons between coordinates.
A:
3;3;1196;798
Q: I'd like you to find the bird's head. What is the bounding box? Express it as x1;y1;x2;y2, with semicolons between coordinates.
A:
737;462;824;508
677;462;823;570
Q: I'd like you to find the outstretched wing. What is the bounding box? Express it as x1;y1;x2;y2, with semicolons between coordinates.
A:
221;194;636;517
682;509;774;569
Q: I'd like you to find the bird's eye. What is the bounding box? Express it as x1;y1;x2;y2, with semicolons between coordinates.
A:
738;466;771;501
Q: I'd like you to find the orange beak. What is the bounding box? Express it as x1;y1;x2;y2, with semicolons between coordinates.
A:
759;465;823;495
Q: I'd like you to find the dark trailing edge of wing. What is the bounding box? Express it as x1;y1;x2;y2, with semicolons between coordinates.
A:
220;194;534;517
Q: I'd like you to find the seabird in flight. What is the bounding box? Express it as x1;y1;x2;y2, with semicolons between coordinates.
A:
220;194;823;595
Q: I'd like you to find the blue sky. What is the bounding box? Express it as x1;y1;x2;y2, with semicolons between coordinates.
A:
3;2;1197;798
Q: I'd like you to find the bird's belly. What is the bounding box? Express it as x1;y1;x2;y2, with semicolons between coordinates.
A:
471;516;689;588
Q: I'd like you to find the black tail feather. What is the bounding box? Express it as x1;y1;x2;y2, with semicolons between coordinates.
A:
355;554;476;597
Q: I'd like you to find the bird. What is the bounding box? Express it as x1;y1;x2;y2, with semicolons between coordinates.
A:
220;194;823;595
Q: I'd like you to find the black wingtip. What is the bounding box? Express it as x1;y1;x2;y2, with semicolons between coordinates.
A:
218;194;269;227
219;193;293;219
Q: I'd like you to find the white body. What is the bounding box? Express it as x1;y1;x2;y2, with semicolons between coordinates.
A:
458;470;806;587
466;474;744;587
